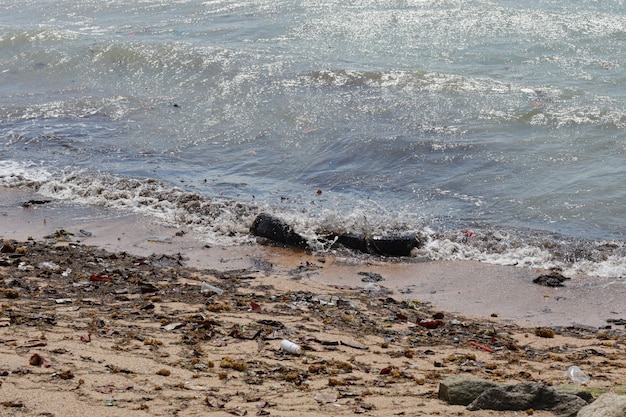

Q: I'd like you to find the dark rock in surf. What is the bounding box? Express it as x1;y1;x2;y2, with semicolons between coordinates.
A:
250;213;307;247
533;272;570;287
337;234;420;257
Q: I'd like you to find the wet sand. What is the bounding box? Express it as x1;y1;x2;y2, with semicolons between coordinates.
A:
1;186;623;329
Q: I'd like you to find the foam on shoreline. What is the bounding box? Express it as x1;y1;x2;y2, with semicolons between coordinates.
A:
1;186;624;329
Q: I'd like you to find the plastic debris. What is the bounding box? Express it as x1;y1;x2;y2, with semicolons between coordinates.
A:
565;365;590;384
469;341;494;353
163;322;184;331
418;319;444;329
280;339;302;355
248;301;262;313
201;282;224;295
90;274;111;281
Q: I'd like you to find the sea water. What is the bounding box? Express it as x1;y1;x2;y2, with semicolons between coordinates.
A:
1;0;625;277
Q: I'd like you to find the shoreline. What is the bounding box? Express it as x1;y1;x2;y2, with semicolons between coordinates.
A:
1;186;623;329
2;187;626;416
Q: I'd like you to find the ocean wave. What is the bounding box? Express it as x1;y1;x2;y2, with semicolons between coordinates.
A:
1;165;624;278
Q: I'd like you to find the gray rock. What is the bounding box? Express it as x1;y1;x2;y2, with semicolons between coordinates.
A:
467;381;587;417
438;375;503;406
577;393;626;417
553;384;595;403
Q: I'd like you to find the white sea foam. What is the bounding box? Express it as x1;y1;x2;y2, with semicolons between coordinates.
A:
0;160;51;186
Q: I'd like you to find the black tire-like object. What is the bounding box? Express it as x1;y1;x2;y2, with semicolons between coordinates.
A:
250;213;420;256
366;235;419;257
250;213;307;247
338;234;419;257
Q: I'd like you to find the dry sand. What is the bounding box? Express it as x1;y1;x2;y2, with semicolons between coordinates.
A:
1;187;626;416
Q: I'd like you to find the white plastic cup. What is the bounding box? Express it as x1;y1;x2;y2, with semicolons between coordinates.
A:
280;339;302;355
200;282;224;295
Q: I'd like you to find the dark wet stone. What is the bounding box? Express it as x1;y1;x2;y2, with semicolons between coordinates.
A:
533;272;570;287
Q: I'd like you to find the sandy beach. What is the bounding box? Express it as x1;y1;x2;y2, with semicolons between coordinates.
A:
2;187;626;416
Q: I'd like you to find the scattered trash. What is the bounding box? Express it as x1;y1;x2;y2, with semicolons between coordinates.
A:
90;274;111;282
201;282;224;296
280;339;302;355
78;229;92;237
418;319;444;329
311;294;339;305
163;322;184;331
469;341;494;353
55;298;72;304
38;261;61;271
565;365;590;384
248;301;262;313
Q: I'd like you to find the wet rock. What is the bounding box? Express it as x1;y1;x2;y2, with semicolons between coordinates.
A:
438;375;504;406
577;393;626;417
250;213;307;247
467;381;587;417
552;384;595;403
21;199;51;207
533;272;570;287
358;271;384;282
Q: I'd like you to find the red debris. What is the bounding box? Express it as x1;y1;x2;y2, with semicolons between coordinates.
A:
469;341;494;353
417;320;444;329
90;274;111;282
248;302;262;313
